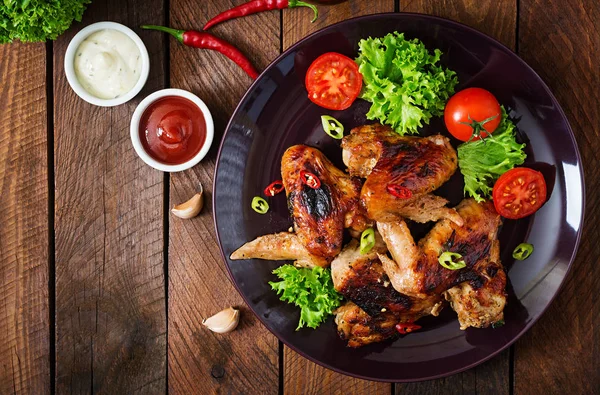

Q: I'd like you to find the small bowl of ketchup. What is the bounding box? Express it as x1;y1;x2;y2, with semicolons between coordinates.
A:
130;89;214;172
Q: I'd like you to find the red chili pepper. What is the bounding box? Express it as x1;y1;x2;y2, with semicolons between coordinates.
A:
264;180;285;196
203;0;318;30
387;184;413;199
141;25;259;79
300;170;321;189
395;322;421;335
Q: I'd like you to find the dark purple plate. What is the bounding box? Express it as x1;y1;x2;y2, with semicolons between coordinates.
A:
213;13;584;382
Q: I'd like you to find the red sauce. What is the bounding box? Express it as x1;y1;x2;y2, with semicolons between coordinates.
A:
139;96;206;165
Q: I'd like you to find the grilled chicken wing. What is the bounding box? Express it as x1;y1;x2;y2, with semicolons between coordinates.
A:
341;124;461;225
443;241;507;329
378;199;506;329
376;219;423;299
230;232;328;267
331;237;443;347
282;145;369;260
334;302;400;348
417;199;502;296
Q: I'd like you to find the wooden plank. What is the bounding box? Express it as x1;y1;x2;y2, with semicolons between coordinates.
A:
395;1;516;393
53;0;167;392
402;0;516;49
283;0;396;49
514;1;599;393
282;1;393;393
167;1;280;394
0;42;50;395
283;347;390;395
396;350;509;394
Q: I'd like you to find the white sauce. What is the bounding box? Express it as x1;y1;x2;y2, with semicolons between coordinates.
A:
74;29;142;99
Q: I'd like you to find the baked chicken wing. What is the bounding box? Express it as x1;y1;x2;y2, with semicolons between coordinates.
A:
341;124;461;225
378;199;506;329
281;145;369;260
443;241;507;329
334;302;400;348
230;232;328;267
331;237;443;346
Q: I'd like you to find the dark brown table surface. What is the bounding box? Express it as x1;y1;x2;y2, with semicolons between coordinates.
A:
1;0;598;393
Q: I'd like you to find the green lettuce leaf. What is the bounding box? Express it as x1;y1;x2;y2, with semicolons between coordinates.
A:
1;0;91;43
458;108;527;202
269;265;343;330
355;32;458;135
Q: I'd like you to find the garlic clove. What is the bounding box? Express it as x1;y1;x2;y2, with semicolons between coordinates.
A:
202;307;240;334
171;185;204;219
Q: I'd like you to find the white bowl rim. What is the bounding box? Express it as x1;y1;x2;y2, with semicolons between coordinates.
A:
130;88;215;173
64;21;150;107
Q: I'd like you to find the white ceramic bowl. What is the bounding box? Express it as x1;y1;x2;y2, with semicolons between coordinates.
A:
64;22;150;107
130;89;214;172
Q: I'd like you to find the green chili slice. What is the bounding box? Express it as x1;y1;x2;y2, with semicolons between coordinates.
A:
492;320;505;329
360;228;376;254
321;115;344;139
438;251;466;270
251;196;269;214
512;243;533;260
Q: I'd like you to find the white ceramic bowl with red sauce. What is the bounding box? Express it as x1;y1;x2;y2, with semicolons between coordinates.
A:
130;88;214;172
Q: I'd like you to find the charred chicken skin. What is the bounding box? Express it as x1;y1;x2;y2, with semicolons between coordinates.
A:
334;302;400;348
331;237;443;347
281;145;369;260
341;124;462;225
443;241;507;329
378;199;506;330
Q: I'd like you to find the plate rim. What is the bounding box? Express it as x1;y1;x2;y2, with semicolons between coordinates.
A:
212;11;586;382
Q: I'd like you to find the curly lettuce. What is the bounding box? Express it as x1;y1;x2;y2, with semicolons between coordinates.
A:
1;0;91;44
269;265;342;330
355;32;458;135
458;108;527;202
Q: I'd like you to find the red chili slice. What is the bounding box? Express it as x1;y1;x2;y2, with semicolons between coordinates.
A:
264;180;285;197
300;171;321;189
395;323;422;335
387;184;412;199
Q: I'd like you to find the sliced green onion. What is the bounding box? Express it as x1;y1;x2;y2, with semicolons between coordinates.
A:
512;243;533;260
438;251;466;270
360;228;376;254
492;320;505;329
251;196;269;214
321;115;344;139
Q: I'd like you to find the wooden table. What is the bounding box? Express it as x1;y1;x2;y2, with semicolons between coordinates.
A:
1;0;598;393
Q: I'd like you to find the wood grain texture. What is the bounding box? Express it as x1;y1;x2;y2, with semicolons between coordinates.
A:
283;348;389;395
53;0;167;393
515;1;600;393
402;0;517;49
283;0;395;50
395;1;516;393
167;1;280;394
0;42;49;395
282;1;393;393
395;350;509;394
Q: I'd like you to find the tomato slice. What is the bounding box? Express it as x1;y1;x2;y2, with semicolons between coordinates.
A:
305;52;362;110
492;168;547;219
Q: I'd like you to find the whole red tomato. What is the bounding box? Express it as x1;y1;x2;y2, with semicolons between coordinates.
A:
444;88;502;141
